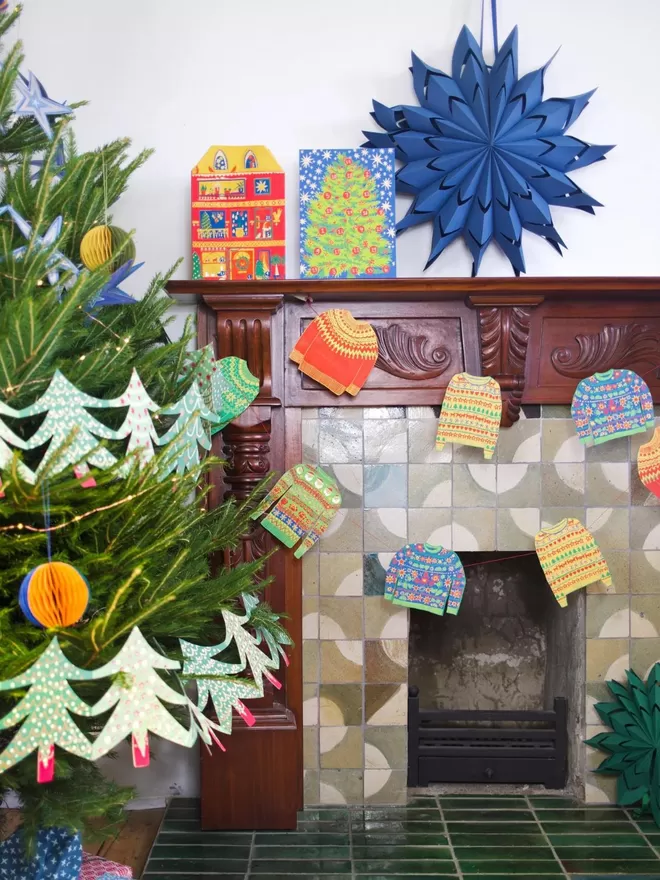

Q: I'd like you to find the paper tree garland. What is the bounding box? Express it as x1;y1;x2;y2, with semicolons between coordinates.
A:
89;627;195;768
0;206;79;287
156;383;220;476
15;370;120;481
363;26;613;275
14;71;73;139
107;368;160;471
0;637;102;782
19;561;89;628
0;398;34;484
586;664;660;826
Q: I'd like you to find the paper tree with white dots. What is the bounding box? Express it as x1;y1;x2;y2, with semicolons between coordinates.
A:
89;627;195;768
106;369;161;472
156;383;220;477
220;607;281;696
15;370;120;483
0;399;35;488
0;637;102;783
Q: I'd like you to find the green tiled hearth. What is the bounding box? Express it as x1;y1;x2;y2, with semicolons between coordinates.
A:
144;796;660;878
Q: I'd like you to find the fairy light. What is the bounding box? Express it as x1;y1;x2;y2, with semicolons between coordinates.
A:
0;490;147;534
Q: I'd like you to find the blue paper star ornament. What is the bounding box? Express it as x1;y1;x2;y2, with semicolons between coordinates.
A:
0;205;79;286
364;27;614;275
15;71;73;139
89;259;143;309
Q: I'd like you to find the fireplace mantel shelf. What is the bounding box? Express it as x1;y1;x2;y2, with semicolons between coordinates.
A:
167;275;660;830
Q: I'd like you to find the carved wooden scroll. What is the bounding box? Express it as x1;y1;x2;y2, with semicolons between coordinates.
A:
551;322;660;377
374;323;451;380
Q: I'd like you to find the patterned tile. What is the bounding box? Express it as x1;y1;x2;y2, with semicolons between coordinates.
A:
363;553;391;596
319;769;365;805
319;597;363;639
453;441;498;462
408;464;452;507
542;420;585;463
363;769;408;805
631;507;660;549
630;638;660;677
541;462;585;506
365;639;408;683
631;550;660;591
303;596;319;638
325;464;363;507
586;462;630;506
364;596;408;638
540;506;586;530
302;407;319;419
320;726;364;769
320;553;364;596
587;507;630;551
303;639;320;682
586;638;629;683
302;417;320;465
408;419;452;463
364;726;407;770
497;419;542;463
365;683;407;725
320;640;364;682
585;435;630;462
496;508;539;550
322;508;364;552
304;728;319;769
542;404;572;418
364;406;406;419
303;683;319;727
319;418;363;464
408;507;453;546
453;463;497;507
319;406;363;421
364;420;408;463
302;547;320;595
631;597;660;637
586;595;630;638
497;463;542;507
319;684;363;726
452;507;496;551
364;464;407;507
304;769;320;803
364;508;407;551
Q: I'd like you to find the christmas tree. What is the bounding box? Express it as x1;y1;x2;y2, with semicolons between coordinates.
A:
0;8;285;850
302;152;391;278
192;251;202;279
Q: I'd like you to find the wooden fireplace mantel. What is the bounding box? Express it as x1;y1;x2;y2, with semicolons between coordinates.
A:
167;276;660;829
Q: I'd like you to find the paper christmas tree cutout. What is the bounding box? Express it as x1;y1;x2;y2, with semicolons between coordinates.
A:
0;637;102;782
16;370;119;481
90;627;195;767
156;383;220;477
0;399;35;486
188;699;227;753
180;639;260;732
106;369;160;472
181;345;221;414
220;608;281;695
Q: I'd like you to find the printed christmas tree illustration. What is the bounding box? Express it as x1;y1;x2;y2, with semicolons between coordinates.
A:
90;627;195;767
107;369;160;471
15;370;120;480
156;383;220;477
0;638;101;782
303;152;391;278
192;252;202;280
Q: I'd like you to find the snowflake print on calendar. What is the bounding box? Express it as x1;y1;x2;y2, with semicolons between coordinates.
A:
299;148;396;279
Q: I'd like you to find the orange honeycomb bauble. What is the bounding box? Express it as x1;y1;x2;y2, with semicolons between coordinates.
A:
19;561;89;628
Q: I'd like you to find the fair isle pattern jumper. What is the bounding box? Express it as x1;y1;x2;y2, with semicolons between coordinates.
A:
289;309;379;396
535;518;612;607
250;464;341;558
385;543;466;616
571;369;654;446
638;426;660;498
435;373;502;460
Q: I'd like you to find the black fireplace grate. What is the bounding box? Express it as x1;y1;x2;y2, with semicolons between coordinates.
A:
408;687;568;789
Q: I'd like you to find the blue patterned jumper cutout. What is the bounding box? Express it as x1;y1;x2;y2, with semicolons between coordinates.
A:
385;543;466;616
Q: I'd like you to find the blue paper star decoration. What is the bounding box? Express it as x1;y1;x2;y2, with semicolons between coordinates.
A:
0;205;79;287
363;27;614;276
89;259;143;309
15;71;72;139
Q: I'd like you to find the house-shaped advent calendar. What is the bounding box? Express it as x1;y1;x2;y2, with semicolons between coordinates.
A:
191;145;285;281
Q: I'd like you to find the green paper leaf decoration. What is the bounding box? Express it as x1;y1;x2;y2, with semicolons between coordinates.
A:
586;663;660;825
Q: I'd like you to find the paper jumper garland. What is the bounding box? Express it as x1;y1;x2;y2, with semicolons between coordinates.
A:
299;149;396;279
571;369;654;446
363;26;613;275
436;373;502;459
182;347;260;435
638;427;660;499
586;663;660;827
250;464;342;558
534;518;611;607
290;309;379;397
385;543;466;616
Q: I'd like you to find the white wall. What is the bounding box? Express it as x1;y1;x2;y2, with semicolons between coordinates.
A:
16;0;660;799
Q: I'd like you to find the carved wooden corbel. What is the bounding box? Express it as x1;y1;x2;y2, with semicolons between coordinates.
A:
468;295;545;427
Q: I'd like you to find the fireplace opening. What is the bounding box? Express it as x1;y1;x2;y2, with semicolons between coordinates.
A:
407;552;584;792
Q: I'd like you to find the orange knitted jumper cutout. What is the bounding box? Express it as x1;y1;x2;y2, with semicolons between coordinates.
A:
289;309;379;396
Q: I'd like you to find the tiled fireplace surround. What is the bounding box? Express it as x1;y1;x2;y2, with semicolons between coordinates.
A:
300;403;660;808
